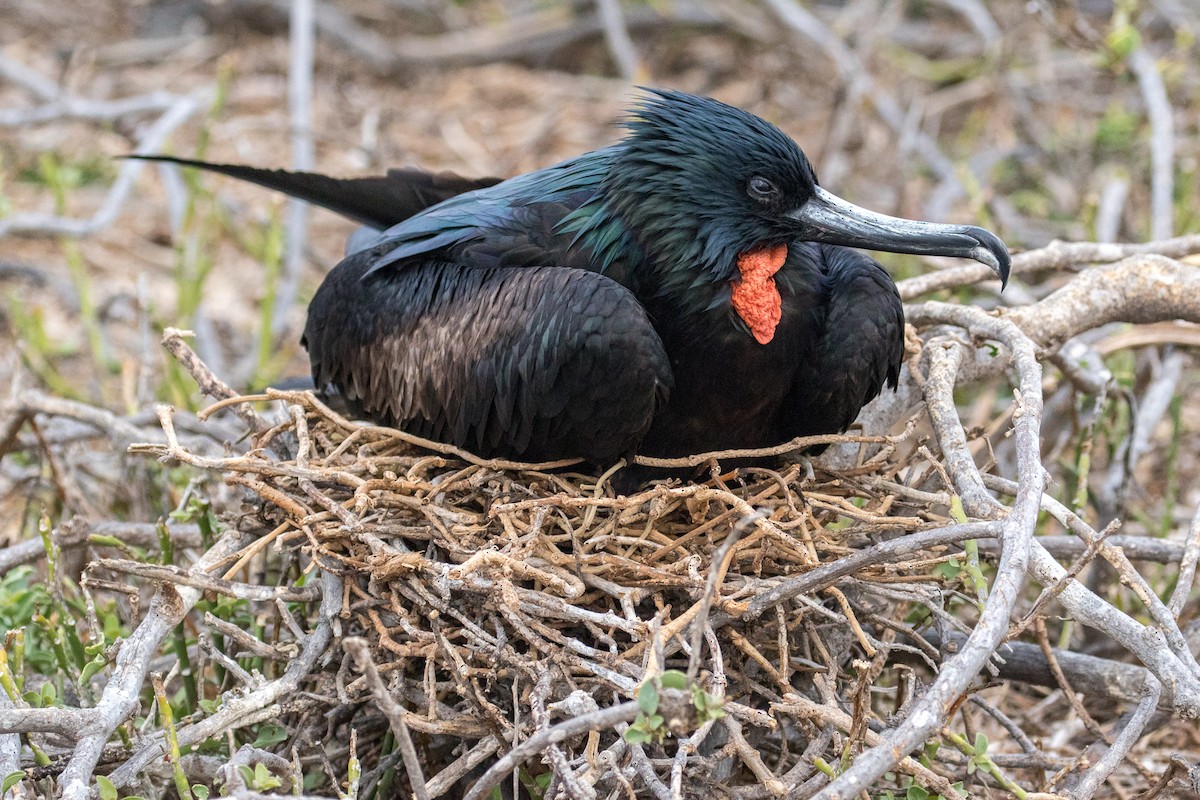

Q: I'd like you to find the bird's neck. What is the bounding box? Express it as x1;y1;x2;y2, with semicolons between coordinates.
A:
568;156;786;327
561;197;728;316
577;209;739;322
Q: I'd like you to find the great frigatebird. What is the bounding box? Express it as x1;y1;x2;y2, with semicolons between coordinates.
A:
140;90;1009;464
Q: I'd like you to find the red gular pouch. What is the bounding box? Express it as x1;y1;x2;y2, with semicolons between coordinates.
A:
730;242;787;345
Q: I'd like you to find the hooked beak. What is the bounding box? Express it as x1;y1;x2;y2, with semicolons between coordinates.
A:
787;187;1011;286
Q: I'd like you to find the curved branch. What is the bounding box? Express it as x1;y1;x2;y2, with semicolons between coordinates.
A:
831;253;1200;469
1003;254;1200;350
983;475;1200;713
816;304;1045;799
897;236;1200;300
1062;681;1163;800
922;337;1005;519
57;531;246;800
461;701;641;800
105;570;341;789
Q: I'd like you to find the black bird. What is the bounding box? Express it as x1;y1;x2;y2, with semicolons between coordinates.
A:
141;90;1009;464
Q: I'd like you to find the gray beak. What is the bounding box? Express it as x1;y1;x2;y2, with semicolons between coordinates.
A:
787;187;1011;286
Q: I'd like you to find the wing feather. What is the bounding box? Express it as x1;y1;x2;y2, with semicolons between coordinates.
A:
782;246;904;438
304;247;672;463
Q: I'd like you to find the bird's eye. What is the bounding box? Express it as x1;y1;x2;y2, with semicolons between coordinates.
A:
747;176;779;202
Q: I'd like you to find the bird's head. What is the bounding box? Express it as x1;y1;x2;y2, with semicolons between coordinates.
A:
604;90;1010;343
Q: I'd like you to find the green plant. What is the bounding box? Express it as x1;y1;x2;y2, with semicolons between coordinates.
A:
624;669;724;745
237;762;283;792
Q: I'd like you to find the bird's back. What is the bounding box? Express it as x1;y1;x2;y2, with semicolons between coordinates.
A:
355;146;646;287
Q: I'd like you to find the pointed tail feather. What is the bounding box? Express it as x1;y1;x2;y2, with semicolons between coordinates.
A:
125;154;502;229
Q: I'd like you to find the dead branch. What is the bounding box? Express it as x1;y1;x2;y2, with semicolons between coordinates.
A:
461;701;642;800
925;630;1153;705
896;235;1200;300
104;571;340;791
343;637;429;800
815;294;1047;800
1061;682;1162;800
0;520;202;574
840;252;1200;471
0;74;207;238
55;530;245;800
1128;47;1175;242
87;558;319;602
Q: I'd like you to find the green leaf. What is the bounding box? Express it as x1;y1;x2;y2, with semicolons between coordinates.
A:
659;670;687;690
973;732;988;755
251;762;281;790
192;786;209;800
80;654;107;685
1106;23;1140;59
692;688;725;723
637;682;659;715
251;723;288;748
623;726;652;745
907;786;930;800
516;769;551;800
3;772;26;793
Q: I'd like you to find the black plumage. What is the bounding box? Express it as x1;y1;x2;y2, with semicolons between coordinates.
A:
140;90;1009;465
305;249;669;463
